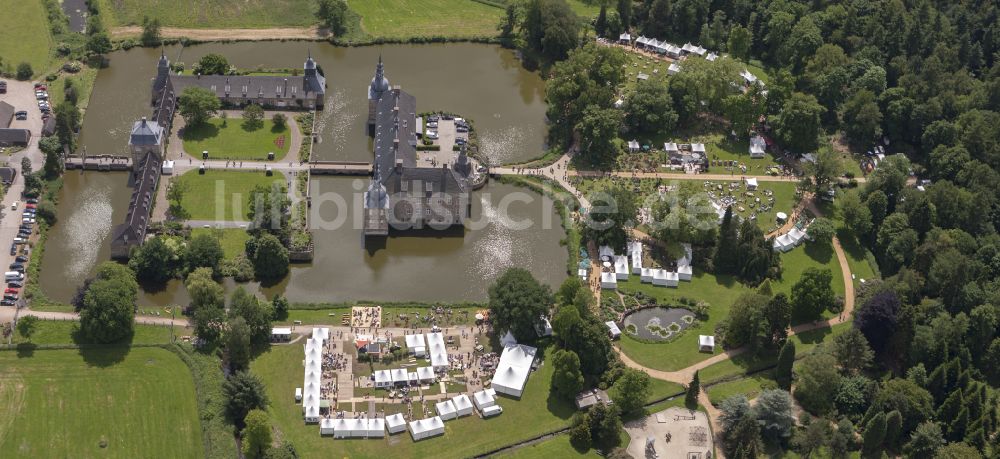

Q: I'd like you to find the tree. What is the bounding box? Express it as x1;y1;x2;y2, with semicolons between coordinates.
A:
774;341;795;390
935;443;982;459
78;263;139;343
229;287;273;352
315;0;349;36
178;87;220;126
242;409;272;459
227;316;252;371
791;268;835;322
87;32;112;56
727;26;752;61
582;184;635;252
263;442;298;459
520;0;580;62
166;178;189;219
586;403;622;449
726;412;764;459
34;201;57;226
615;0;630;29
867;378;933;434
197;53;229;75
223;371;269;426
271;294;289;320
809;148;843;193
54;102;81;148
128;236;178;284
839;190;873;238
794;351;841;415
186;267;224;311
835;375;874;421
754;389;795;445
576;104;622;167
723;292;770;352
193;303;226;346
39;136;63;177
854;291;900;356
595;4;607;37
250;233;289;280
569;415;591;449
271;113;287;130
188;232;224;273
488;268;553;342
884;410;903;452
792;416;830;458
832;328;874;374
862;411;887;456
623;78;677;136
610;368;650;414
243;104;265;130
141;16;161;47
685;371;700;409
841;89;883;146
15;62;33;80
714;206;739;274
807;217;836;245
774;92;824;152
551;349;584;399
16;316;38;342
765;293;791;344
904;422;944;457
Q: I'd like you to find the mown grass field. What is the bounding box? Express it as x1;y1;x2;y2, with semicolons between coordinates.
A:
0;0;53;74
190;228;250;260
182;118;291;161
0;347;202;458
11;319;184;345
347;0;504;39
497;434;600;458
175;169;286;221
252;342;577;458
93;0;315;28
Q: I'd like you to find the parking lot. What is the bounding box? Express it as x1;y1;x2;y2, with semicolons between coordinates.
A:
0;79;46;317
417;114;470;169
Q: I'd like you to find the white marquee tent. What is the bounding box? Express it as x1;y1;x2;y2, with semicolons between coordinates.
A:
320;418;336;435
409;417;445;441
416;366;435;383
405;333;427;357
500;330;518;347
630;241;643;274
452;394;474;417
374;369;393;388
600;271;618;290
491;344;537;398
474;389;496;411
366;418;385;438
614;255;630;280
436;400;458;420
385;413;407;434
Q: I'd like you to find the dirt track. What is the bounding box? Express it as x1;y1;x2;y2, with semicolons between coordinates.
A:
111;26;327;41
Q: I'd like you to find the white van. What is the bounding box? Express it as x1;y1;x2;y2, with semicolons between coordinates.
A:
10;201;18;210
4;271;23;281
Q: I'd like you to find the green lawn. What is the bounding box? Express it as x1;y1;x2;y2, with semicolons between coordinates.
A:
47;66;101;111
706;373;776;405
175;169;286;221
616;239;846;372
565;0;602;17
0;347;202;458
182;118;291;161
347;0;503;39
94;0;316;28
0;0;53;74
252;343;577;458
11;319;184;346
498;434;600;458
190;228;250;260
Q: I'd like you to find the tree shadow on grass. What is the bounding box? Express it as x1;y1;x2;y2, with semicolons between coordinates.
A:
181;122;220;142
803;240;834;265
241;121;263;132
72;326;133;368
15;342;36;358
794;326;833;346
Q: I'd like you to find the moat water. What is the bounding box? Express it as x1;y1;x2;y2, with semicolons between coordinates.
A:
39;43;566;305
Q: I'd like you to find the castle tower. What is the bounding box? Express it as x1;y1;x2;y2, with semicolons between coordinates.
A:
152;49;170;103
367;55;390;136
302;50;327;109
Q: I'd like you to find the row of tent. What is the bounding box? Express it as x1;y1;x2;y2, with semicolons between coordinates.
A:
320;391;503;441
373;366;436;388
600;243;693;290
404;332;449;369
773;225;810;252
619;33;713;59
303;328;331;423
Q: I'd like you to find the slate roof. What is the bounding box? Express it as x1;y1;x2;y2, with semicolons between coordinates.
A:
110;151;160;257
0;129;29;145
0;101;13;129
129;117;163;146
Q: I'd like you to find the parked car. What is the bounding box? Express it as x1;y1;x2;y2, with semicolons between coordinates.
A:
4;288;18;295
4;295;18;301
1;299;15;306
455;138;467;145
26;198;38;204
25;203;36;209
33;83;45;89
8;281;23;289
426;131;439;140
10;262;24;270
427;121;438;128
14;111;27;120
15;256;27;263
442;114;454;120
456;127;469;133
427;115;439;122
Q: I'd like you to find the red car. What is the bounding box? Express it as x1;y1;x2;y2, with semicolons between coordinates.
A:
33;83;46;90
4;288;18;295
25;203;36;209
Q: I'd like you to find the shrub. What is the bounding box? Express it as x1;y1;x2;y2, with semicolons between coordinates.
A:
16;62;33;80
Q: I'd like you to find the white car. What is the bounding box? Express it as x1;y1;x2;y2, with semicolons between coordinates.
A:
427;121;438;128
426;131;439;140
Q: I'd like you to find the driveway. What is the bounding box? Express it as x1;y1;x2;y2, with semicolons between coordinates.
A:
0;80;45;315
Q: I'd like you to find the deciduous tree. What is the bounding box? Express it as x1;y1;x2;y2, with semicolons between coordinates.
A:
488;268;553;342
178;87;220;126
551;349;584;400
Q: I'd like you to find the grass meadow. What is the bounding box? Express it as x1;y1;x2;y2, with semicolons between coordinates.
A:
347;0;504;39
182;118;291;161
175;169;286;221
0;0;53;74
93;0;315;28
0;347;202;458
190;228;250;260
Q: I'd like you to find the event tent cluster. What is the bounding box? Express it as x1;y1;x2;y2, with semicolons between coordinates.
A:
320;417;386;439
601;242;693;291
302;327;331;423
773;224;811;252
373;365;437;388
404;332;449;370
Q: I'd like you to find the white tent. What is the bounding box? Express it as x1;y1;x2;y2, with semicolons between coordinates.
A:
430;349;449;370
409;417;445;441
500;330;517;347
741;69;758;85
706;52;719;61
366;418;385;438
436;400;458;420
628;140;640;152
578;268;588;280
600;272;617;290
474;390;496;410
320;418;336;435
641;268;654;283
416;366;435;383
619;32;631;43
699;335;716;353
666;44;682;57
614;255;630;280
606;321;622;339
491;344;537;398
652;269;669;286
667;63;681;75
691;143;706;154
630;241;644;274
374;369;394;388
664;142;679;153
405;333;427;357
746;177;758;190
750;135;766;158
391;368;409;385
330;419;349;437
452;394;474;417
664;271;679;287
677;264;693;281
271;327;292;340
598;245;615;260
312;327;330;342
408;372;419;386
385;413;407;434
482;405;503;418
304;405;320;423
426;332;445;349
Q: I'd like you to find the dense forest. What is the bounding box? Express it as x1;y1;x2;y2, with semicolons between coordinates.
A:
503;0;1000;457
